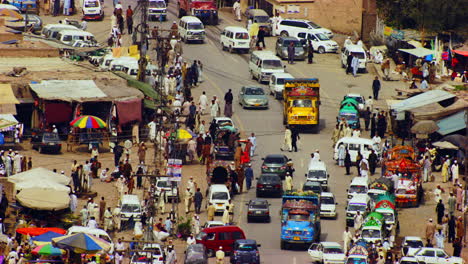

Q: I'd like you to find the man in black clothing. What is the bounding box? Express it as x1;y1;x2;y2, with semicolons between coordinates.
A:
363;107;371;131
291;126;300;152
435;199;445;224
224;89;234;117
370;113;377;138
344;150;351;175
452;238;462;257
307;40;314;64
256;26;266;48
368;150;378;175
346;54;353;74
448;215;456;242
194;188;203;214
372;76;381;100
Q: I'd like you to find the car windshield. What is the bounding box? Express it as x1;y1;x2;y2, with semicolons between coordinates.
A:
188;23;203;30
84;0;99;7
346;257;367;264
262;59;282;69
264;157;285;164
321;197;335;204
237;243;257;251
308;170;326;178
404;240;424;248
245;87;265;95
381;212;394;222
283;40;302;47
149;1;165;7
348;204;366;212
121;204;141;213
157;181;171;188
362;229;381;238
235;33;249;39
44;133;60;141
212;192;228;200
315;33;329;41
347;96;364;103
289;214;308;221
303;184;320;192
276;78;285;85
349;185;367;193
306;21;321;28
324;247;343;254
292;99;312;107
254;16;269;23
352;52;365;59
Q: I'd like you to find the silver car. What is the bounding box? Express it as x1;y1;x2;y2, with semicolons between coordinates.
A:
246;198;271;223
238;86;269;109
275;36;306;60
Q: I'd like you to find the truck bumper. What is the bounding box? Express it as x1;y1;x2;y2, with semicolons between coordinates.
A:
281;236;313;244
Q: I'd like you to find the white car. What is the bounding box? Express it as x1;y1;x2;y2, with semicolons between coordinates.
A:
155;179;179;202
277;19;333;39
401;236;424;257
203;221;224;229
308;242;346;264
320;192;337;218
410;248;465;264
296;30;339;53
131;243;164;264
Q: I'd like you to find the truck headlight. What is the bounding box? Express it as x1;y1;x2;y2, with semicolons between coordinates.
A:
347;213;352;217
304;231;311;235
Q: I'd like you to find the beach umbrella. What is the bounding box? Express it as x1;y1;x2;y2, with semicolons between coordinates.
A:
16;227;66;236
70;115;107;129
32;244;64;256
52;233;111;253
32;231;64;245
410;120;439;134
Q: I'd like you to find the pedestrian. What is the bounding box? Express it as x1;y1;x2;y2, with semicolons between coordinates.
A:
137;142;146;164
245;163;253;190
216;246;225;264
344;150;351;175
354;211;363;230
452;237;462;257
436;199;445;224
126;6;133;34
127;176;135;194
159;189;167;214
281;126;292;152
117;13;124;35
290;126;300;152
363;107;371;131
248;133;256;157
87;216;98;229
372;76;381;100
337;144;346;166
285;173;293;191
359;157;369;177
166;246;177;264
425;218;436;244
448;215;456;242
370;113;377;138
368;150;378;175
184;187;193;214
355;152;362;176
103;207;112;231
342;226;352;253
63;0;71;15
224;89;233;117
232;0;241;21
434;229;445;249
222;206;230;225
194;188;203;214
80;205;88;226
165;217;172;235
210;99;219;119
53;0;60;16
346;53;353;74
287;41;295;64
256;26;266;48
377;112;387;138
207;203;215;221
237;166;245;193
441;158;449;183
307;40;314;64
351;55;359;77
331;124;340;147
451;160;459;184
99;197;106;222
455;184;463;211
455;216;464;241
198;91;208;115
69;191;78;213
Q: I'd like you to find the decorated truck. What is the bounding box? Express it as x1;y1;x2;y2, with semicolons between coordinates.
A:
177;0;218;25
361;212;386;244
373;193;397;228
337;98;360;129
280;191;320;250
283;78;320;132
384;158;422;207
368;177;394;202
345;244;369;264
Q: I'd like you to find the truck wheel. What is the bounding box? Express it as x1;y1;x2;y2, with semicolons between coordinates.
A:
283;115;286;125
280;240;286;250
178;8;183;18
229;45;234;53
318;46;325;54
280;31;288;37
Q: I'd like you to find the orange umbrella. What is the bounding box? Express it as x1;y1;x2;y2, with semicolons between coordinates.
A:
16;227;66;236
0;8;23;20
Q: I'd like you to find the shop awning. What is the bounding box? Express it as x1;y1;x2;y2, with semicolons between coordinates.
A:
391;90;455;113
0;83;20;114
0;114;19;131
398;47;435;58
29;80;108;102
436;110;466;135
452;50;468;57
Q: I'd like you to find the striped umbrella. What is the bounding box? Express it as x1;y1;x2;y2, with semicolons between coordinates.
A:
32;244;64;256
70;115;107;129
52;233;111;253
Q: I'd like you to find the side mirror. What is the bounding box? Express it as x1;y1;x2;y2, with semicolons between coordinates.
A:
257;244;261;247
261;158;265;160
288;158;292;161
335;202;338;205
305;174;307;177
327;174;330;178
255;177;259;180
283;65;286;68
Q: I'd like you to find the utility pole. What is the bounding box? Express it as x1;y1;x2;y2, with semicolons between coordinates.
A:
137;0;149;82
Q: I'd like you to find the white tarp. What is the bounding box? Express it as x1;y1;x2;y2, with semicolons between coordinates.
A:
398;47;435;58
14;180;70;192
16;188;70;210
391;90;455;113
8;167;71;185
29;80;108;102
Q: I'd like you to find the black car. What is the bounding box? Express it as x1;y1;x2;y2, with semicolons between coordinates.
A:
302;181;322;195
230;239;261;264
256;173;282;197
261;154;290;179
246;198;271;223
31;131;61;153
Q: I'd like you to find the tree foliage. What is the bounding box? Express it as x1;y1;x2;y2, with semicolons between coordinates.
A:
376;0;468;33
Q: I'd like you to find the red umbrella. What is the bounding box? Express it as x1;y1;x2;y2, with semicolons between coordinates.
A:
16;227;66;236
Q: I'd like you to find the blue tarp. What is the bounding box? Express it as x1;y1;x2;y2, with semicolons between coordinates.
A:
436;110;466;135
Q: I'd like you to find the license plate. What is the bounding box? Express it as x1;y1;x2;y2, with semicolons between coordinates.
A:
256;211;262;214
293;237;300;240
217;204;223;206
255;104;260;106
48;143;56;145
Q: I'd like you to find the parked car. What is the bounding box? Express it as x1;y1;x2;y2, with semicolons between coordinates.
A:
184;244;208;264
308;242;346;264
276;19;333;39
256;173;282;197
275;36;306;60
195;226;246;257
302;181;322;195
409;247;465;264
155;178;179;202
295;29;339;53
246;198;271;223
401;236;424;257
31;131;61;154
260;154;290;179
230;239;261;264
238;86;269;109
320;192;337;219
268;72;294;100
245;9;271;35
341;44;367;73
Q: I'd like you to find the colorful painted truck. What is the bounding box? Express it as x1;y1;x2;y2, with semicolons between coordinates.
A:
177;0;218;25
283;78;320;132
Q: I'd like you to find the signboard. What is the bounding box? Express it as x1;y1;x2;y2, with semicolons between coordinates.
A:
383;26;405;40
287;4;300;14
166;159;182;181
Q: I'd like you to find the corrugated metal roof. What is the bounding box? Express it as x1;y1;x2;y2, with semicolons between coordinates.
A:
436;110;466;136
29;80;108;102
391;90;455;112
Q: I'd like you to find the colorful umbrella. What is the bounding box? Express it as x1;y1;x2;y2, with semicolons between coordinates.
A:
70;115;107;129
32;244;64;256
32;231;64;245
16;227;66;237
177;129;192;139
52;233;111;253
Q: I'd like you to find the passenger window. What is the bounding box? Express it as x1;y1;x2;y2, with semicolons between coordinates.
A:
421;250;434;257
221;30;225;36
348;144;360;151
232;231;243;240
436;251;447;258
218;232;231;240
298;33;306;39
206;233;215;240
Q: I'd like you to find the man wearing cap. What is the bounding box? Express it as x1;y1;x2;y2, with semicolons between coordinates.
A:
425;218;436;245
185;187;193;214
245;164;253;190
216;246;225;264
448;192;456;215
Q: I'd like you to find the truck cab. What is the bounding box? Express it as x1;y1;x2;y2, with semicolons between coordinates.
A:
346;194;370;227
283;78;320;131
178;0;218;25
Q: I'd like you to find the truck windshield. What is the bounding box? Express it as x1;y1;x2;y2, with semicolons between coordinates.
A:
292;99;312;107
188;23;203;30
235;33;249;39
262;60;282;69
212;192;228;200
149;1;165;7
308;170;326;178
289;214;308;221
362;229;381;238
157;181;171;188
276;78;285;85
254;16;269;23
320;196;335;204
84;0;99;7
381;212;394;222
347;257;367;264
348;204;366;212
349;185;367;193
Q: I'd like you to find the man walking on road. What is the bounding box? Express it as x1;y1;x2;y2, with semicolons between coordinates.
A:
256;26;266;48
287;42;295;64
291;126;300;152
245;164;253;190
126;6;133;34
248;133;256;157
232;0;241;21
224;89;233;117
363;107;371;131
281;126;292;152
425;218;436;245
194;188;203;214
216;246;225;264
436;199;445;224
372;76;381;100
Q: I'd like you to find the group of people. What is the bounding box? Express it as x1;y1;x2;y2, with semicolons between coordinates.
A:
109;4;134;47
0;150;32;177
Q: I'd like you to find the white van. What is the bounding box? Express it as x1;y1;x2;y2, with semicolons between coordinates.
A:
345;194;370;227
55;29;97;46
81;0;104;20
269;72;294;99
119;194;142;221
249;51;285;83
347;177;369;200
306;160;329;191
333;137;380;163
296;29;339;54
99;53;115;70
67;226;114;253
109;56;138;72
42;24;79;39
122;62;158;78
341;44;367;72
148;0;167;21
208;184;230;213
179;16;205;43
220;26;250;53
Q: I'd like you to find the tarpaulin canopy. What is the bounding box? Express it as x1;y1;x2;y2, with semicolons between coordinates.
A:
410;99;468;122
391;90;455;113
116;99;142;125
8;167;71;185
0;84;19;115
52;233;111;253
16;227;66;236
436;110;467;135
0;114;18;131
432;141;459;150
14;180;70;192
29;80;108;102
398;47;435;58
16;188;70;210
452;50;468;57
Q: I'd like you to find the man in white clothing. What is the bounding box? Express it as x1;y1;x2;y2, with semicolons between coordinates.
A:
232;0;241;21
87;217;98;229
148;120;157;142
248;132;256;157
198;91;208;114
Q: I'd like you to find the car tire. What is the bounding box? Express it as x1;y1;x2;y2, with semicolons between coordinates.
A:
318;46;325;54
266;217;271;223
38;146;43;154
229;45;234;53
280;31;288;37
250;71;256;80
256;191;260;197
275;91;281;100
207;249;215;257
247;217;251;223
